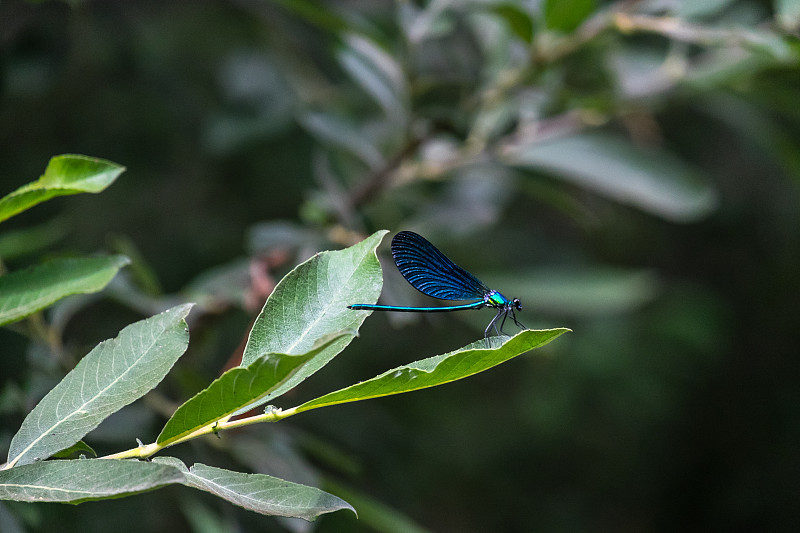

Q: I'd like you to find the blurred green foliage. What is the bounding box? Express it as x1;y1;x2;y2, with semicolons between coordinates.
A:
1;0;799;531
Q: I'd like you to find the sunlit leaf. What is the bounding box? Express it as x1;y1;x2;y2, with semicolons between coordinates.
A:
239;230;386;411
5;304;193;468
154;458;355;521
0;255;130;326
290;329;569;414
506;132;718;222
0;155;124;224
157;332;349;447
0;459;183;504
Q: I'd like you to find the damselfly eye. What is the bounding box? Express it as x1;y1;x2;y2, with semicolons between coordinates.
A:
513;298;522;310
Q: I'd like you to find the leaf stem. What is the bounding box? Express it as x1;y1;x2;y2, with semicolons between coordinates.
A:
99;407;298;461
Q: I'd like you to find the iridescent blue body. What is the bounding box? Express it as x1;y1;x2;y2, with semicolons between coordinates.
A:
348;231;525;339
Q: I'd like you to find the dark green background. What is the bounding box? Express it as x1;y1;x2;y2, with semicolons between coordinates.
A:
1;1;799;531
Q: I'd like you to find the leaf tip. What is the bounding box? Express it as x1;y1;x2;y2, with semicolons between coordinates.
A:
170;302;196;319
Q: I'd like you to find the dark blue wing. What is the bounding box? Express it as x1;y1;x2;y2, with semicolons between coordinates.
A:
391;231;490;301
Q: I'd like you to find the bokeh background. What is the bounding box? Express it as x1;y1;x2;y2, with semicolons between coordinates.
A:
2;1;799;531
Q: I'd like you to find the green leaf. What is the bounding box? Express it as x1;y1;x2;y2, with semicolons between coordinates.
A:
491;4;534;43
337;34;408;122
157;332;350;447
270;0;350;34
0;255;130;326
678;0;735;19
324;478;432;533
51;441;97;460
0;459;184;504
544;0;595;33
240;230;386;409
0;154;124;224
488;267;660;316
154;458;355;521
4;304;193;468
506;132;718;222
0;219;69;260
291;329;569;414
180;497;229;533
108;234;163;296
299;111;385;169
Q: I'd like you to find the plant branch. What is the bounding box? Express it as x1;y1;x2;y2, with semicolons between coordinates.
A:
613;12;786;50
100;406;298;461
345;133;428;209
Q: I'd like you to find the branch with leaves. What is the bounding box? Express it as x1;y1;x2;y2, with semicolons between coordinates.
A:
0;164;568;522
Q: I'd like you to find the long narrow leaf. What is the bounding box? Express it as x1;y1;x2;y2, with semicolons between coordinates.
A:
155;457;355;521
0;154;124;224
157;332;350;446
291;329;569;414
506;132;718;222
324;479;432;533
4;304;193;468
240;230;386;410
337;34;408;122
0;218;69;260
0;255;130;326
0;459;184;504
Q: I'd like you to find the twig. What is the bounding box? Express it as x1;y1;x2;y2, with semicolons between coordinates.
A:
345;133;428;209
